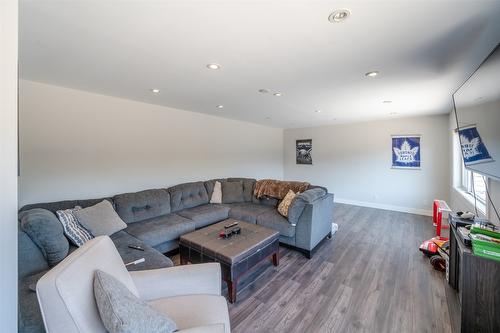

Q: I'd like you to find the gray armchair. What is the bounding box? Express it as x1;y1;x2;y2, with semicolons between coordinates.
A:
36;236;230;333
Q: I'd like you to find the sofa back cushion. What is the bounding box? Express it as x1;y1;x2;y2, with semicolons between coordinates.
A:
222;181;245;204
168;182;209;212
227;178;256;202
256;196;279;207
19;198;114;214
19;208;69;267
114;189;171;224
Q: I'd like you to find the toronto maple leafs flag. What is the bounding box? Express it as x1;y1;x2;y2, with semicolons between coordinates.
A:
392;135;421;169
458;125;492;166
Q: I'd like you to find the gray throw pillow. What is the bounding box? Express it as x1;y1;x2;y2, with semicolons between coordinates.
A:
94;270;177;333
75;200;126;236
222;181;245;203
19;208;69;267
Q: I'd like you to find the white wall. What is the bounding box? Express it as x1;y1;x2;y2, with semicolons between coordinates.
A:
0;0;18;331
19;80;283;206
284;115;451;216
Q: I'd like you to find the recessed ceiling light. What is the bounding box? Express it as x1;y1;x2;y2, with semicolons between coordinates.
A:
329;9;351;23
216;105;224;109
365;71;379;77
150;88;160;93
389;112;398;115
273;92;282;97
206;63;221;70
258;89;270;94
315;110;322;113
382;100;392;104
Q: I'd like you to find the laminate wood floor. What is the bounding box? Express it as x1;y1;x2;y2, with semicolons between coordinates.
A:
223;204;459;333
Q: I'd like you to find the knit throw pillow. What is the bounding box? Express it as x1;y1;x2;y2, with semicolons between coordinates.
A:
277;190;297;218
94;270;177;333
56;206;94;247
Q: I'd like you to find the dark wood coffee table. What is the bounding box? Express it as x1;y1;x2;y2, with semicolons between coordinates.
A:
179;219;280;303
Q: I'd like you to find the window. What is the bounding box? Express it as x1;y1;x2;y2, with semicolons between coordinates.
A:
460;168;487;210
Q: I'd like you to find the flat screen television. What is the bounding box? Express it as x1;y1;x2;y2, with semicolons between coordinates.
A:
453;43;500;181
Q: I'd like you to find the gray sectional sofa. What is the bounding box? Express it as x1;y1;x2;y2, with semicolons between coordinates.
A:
18;177;334;333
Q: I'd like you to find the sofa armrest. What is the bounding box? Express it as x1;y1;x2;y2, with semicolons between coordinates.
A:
130;263;221;301
295;193;334;251
288;188;328;226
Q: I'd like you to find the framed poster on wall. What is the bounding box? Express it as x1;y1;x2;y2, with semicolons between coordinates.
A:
391;135;421;169
458;125;492;166
296;139;312;165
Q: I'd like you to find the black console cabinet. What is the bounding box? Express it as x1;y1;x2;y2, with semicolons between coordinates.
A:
448;220;500;332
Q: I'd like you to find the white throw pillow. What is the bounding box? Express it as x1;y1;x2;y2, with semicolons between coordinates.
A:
210;181;223;204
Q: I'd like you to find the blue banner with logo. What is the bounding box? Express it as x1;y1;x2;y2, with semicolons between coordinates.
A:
392;135;421;169
459;125;492;166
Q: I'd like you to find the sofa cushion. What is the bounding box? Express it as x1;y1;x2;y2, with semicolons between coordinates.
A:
256;210;296;237
110;231;173;271
226;178;256;202
125;214;195;247
288;188;327;226
19;208;69;267
177;204;230;229
94;270;177;333
168;182;210;212
114;189;171;224
227;203;275;224
222;181;245;204
257;196;279;207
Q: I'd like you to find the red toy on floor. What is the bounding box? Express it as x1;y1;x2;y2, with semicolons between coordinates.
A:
419;236;449;271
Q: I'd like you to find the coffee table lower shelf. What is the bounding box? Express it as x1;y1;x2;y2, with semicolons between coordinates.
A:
179;234;279;303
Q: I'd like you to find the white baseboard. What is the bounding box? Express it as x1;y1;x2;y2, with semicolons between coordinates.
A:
335;197;433;217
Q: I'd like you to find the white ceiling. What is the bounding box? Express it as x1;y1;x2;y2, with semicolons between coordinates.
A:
19;0;500;128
